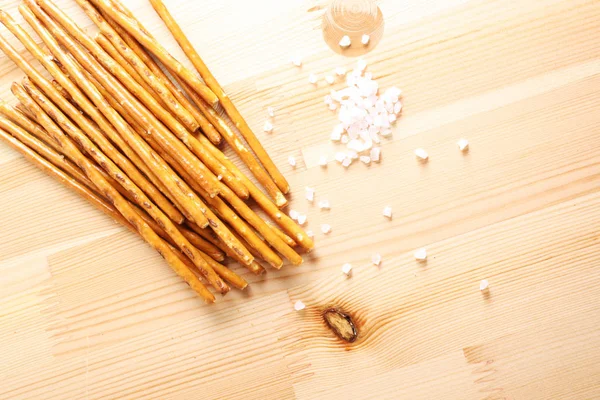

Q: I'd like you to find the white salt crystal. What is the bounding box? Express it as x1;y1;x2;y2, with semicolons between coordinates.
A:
263;120;273;132
480;279;490;291
342;157;352;168
318;199;330;210
339;35;351;48
359;155;371;164
341;263;352;276
331;124;344;141
357;59;367;72
306;230;314;238
414;248;427;261
370;147;381;162
324;95;333;105
457;138;469;151
388;114;397;123
321;224;331;234
380;129;393;137
289;209;299;220
341;135;349;144
305;187;315;202
394;102;402;114
268;106;275;117
308;73;318;84
382;206;393;219
294;300;306;311
329;103;338;111
325;75;335;85
372;253;382;266
297;214;307;225
288;155;296;167
415;148;429;161
335;67;346;76
361;34;370;45
319;155;328;167
291;55;303;67
335;152;346;162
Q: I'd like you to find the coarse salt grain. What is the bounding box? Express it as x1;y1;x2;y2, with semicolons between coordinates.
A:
339;35;351;48
289;209;299;220
480;279;489;291
414;248;427;261
319;155;328;166
415;148;428;161
334;152;346;163
372;253;382;266
321;224;331;234
341;135;349;144
297;214;307;225
359;155;371;164
308;73;318;84
288;155;296;167
370;147;381;162
263;121;273;132
341;263;352;276
294;300;306;311
306;230;314;238
457;138;469;151
325;75;335;85
291;55;303;67
382;206;392;219
305;187;315;202
335;67;346;76
268;106;275;117
328;103;338;111
324;95;333;105
342;157;352;168
361;34;370;45
318;199;330;210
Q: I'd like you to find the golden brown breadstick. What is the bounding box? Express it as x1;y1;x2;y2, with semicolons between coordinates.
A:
266;222;298;248
147;0;290;194
10;83;215;301
80;0;217;107
98;12;222;146
20;78;229;294
19;2;211;227
0;9;184;224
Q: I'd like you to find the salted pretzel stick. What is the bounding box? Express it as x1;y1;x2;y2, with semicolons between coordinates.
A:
202;138;314;251
19;4;212;228
266;222;298;248
147;0;290;194
10;83;216;301
0;10;184;224
98;13;221;146
79;0;217;107
20;79;229;294
90;27;248;201
27;1;222;198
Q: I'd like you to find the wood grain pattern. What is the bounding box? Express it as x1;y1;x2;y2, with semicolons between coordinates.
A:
1;0;599;398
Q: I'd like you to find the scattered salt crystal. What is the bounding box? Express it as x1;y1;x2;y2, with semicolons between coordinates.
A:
305;187;315;202
382;206;393;219
325;75;335;85
372;253;382;266
357;59;367;72
480;279;490;291
335;67;346;76
342;157;352;168
394;102;402;114
308;73;318;84
415;148;429;161
341;263;352;276
297;214;307;225
288;155;296;167
414;248;427;261
341;135;349;144
318;199;330;210
306;230;314;238
324;95;333;105
347;150;358;160
263;121;273;132
331;124;344;141
328;103;338;111
339;35;351;48
388;114;397;123
359;155;371;164
321;224;331;234
289;209;299;220
334;152;346;162
267;106;275;117
457;138;469;152
291;55;303;67
380;129;392;137
361;34;370;45
319;155;328;167
294;300;306;311
370;147;381;162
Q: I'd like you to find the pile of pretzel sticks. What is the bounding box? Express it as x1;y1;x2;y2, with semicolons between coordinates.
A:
0;0;313;303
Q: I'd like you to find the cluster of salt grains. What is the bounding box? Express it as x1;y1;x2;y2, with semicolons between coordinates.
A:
326;59;402;168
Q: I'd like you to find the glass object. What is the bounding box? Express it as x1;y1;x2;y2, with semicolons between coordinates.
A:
322;0;384;56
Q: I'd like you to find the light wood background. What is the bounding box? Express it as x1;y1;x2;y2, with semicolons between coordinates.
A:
1;0;599;398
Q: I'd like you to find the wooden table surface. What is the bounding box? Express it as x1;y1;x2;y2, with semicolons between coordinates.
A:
1;0;599;398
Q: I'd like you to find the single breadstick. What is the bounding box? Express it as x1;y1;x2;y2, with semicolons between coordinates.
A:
0;9;184;224
89;24;248;200
19;3;210;227
27;1;222;199
10;83;215;302
99;12;221;146
20;79;229;294
266;222;298;248
173;74;287;208
81;0;217;106
147;0;290;194
202;138;314;251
